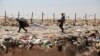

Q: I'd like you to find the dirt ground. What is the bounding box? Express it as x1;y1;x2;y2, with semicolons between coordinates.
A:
0;47;66;56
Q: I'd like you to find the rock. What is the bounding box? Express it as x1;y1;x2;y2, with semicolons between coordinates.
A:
18;45;25;49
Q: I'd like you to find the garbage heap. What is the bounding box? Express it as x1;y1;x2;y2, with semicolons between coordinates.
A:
0;25;100;56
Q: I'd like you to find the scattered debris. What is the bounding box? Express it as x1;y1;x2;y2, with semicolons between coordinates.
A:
0;25;100;56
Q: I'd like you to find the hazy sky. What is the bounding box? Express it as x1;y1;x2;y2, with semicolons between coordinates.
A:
0;0;100;19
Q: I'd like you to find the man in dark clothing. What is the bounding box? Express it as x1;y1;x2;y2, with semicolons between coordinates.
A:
16;18;29;33
58;13;65;33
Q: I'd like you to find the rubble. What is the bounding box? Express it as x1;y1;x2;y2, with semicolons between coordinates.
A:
0;25;100;56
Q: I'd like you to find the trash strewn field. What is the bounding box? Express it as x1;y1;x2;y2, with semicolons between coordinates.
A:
0;20;100;56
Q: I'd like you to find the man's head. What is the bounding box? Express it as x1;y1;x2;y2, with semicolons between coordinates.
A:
61;13;65;16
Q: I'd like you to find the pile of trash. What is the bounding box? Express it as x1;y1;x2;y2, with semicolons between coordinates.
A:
0;33;54;53
31;23;47;29
0;25;100;56
0;29;100;55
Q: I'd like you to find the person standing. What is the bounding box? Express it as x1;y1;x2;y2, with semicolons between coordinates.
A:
58;13;65;33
